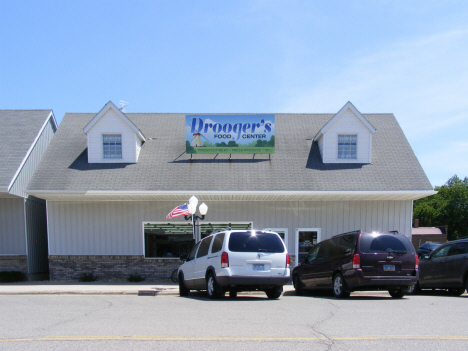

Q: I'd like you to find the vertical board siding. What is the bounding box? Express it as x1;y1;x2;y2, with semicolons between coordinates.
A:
0;197;26;254
47;200;414;256
9;119;56;198
24;198;48;273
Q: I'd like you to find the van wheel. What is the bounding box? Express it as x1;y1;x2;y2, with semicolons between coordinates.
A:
294;275;304;296
265;288;282;299
178;273;190;297
333;273;350;298
389;288;405;298
403;281;420;295
206;273;223;299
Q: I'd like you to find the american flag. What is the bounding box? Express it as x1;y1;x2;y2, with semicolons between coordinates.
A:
165;203;191;219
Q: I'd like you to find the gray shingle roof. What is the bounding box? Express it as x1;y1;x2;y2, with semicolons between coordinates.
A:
27;112;433;193
0;110;52;189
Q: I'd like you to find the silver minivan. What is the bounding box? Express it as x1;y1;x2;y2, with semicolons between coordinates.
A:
178;230;291;299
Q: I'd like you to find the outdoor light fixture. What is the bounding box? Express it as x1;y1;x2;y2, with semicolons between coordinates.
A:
185;195;208;243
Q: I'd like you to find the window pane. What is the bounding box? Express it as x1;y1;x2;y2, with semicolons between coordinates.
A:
103;134;122;159
211;234;225;253
197;236;213;258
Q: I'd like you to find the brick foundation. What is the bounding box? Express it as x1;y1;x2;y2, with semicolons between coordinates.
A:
0;256;28;273
49;255;182;281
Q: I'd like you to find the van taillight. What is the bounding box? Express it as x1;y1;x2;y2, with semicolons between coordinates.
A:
415;254;419;270
352;254;360;269
221;252;229;268
286;253;291;268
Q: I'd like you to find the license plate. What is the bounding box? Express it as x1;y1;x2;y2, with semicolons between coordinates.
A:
253;264;264;271
383;264;395;271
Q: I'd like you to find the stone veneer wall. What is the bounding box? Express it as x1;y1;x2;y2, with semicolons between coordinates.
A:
49;255;182;281
0;255;28;273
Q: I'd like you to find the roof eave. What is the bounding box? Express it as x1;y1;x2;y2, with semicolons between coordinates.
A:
26;190;437;202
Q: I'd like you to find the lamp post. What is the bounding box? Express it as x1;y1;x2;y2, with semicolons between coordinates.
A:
184;195;208;244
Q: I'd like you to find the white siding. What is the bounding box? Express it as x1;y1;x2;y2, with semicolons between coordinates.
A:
136;136;142;161
87;109;138;163
9;119;56;198
321;109;372;164
0;197;26;255
47;200;413;256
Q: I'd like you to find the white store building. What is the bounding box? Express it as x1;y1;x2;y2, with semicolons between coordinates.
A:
26;101;435;280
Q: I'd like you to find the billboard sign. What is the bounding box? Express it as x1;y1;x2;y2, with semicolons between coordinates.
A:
185;115;275;154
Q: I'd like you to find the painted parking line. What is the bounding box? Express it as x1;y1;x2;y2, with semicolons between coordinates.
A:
2;335;468;342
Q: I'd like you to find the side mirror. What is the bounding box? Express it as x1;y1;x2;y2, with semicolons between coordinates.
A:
180;254;188;261
299;256;306;264
424;255;430;260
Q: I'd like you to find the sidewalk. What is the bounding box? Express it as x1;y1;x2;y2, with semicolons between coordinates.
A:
0;281;296;296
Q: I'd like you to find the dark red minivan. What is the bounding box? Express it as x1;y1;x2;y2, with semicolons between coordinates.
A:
292;230;419;298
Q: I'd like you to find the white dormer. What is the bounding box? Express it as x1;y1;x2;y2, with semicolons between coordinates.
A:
314;102;376;164
83;101;146;163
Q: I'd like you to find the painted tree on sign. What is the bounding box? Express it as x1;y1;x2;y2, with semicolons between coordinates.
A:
413;175;468;240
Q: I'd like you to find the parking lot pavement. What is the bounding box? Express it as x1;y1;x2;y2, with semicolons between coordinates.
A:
0;282;297;296
1;282;465;297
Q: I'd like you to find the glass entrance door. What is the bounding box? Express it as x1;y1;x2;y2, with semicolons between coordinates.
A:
295;228;321;266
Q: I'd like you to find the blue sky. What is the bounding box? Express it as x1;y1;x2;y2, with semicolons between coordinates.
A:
1;1;467;187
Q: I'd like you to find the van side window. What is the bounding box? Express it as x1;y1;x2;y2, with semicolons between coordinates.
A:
211;233;225;254
317;239;337;259
187;241;201;261
306;244;320;262
339;235;356;255
196;236;213;258
448;242;468;256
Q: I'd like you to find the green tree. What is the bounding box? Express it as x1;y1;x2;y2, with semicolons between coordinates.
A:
413;175;468;240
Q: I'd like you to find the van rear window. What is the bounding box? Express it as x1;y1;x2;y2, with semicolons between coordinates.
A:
359;234;414;254
229;232;285;253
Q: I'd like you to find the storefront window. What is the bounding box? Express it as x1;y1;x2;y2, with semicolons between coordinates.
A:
144;222;252;258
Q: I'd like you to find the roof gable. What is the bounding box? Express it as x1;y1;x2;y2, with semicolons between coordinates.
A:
314;101;376;142
83;101;146;141
0;110;56;191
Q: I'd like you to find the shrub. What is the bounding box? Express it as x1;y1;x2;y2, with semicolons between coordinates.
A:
79;273;97;282
128;274;145;282
0;271;27;283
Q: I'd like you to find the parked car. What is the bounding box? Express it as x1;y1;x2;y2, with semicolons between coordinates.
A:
418;242;442;258
292;230;419;298
177;229;291;299
411;237;468;296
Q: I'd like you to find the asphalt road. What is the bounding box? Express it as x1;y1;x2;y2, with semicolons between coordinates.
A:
1;290;467;350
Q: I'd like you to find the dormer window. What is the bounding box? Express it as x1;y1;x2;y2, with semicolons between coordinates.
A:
103;134;122;159
338;135;357;159
314;102;375;164
83;101;146;164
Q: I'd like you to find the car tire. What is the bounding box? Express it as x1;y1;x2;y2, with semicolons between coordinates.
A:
229;290;238;299
294;275;304;296
388;288;405;298
178;273;190;297
206;272;223;299
448;288;465;296
265;288;282;299
333;273;350;298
